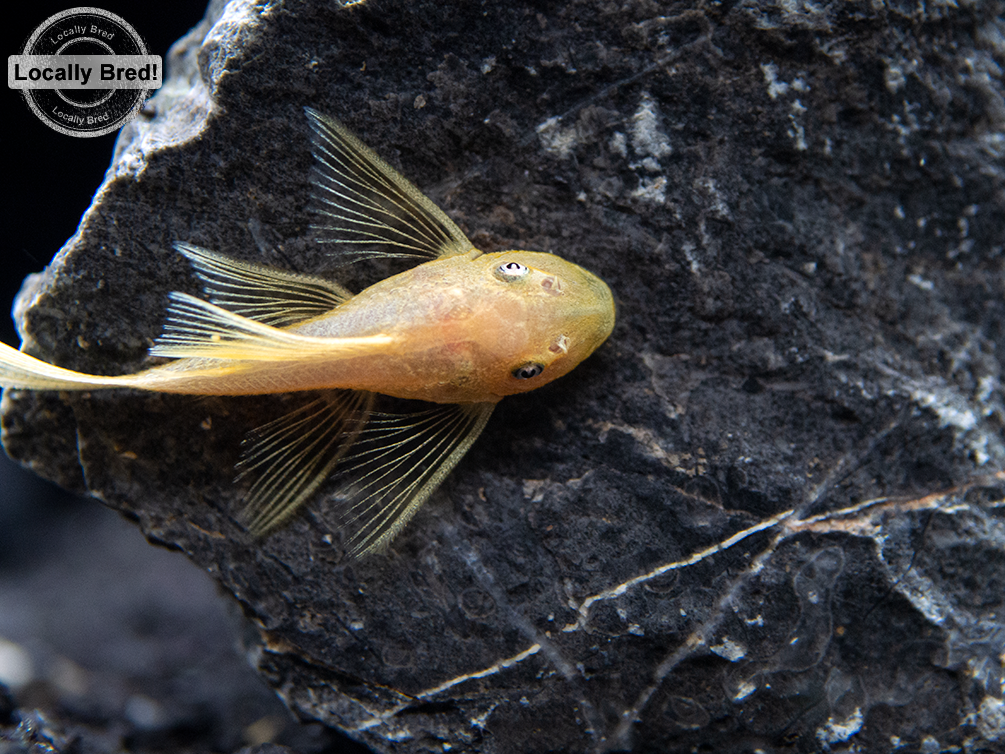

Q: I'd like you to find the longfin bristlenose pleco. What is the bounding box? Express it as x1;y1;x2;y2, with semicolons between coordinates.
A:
0;108;616;556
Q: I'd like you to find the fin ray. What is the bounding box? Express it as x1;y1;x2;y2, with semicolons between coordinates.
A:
305;108;475;264
238;390;375;535
150;292;390;361
237;396;493;557
311;131;454;251
333;402;494;556
175;243;351;327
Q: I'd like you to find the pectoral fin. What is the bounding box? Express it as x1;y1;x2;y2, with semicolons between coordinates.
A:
175;243;352;327
237;395;494;557
150;292;390;361
334;402;494;556
306;108;476;264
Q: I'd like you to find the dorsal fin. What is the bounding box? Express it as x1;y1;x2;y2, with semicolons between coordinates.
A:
305;107;476;265
176;243;351;327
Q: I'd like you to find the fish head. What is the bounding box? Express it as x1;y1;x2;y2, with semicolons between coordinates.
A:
474;250;615;398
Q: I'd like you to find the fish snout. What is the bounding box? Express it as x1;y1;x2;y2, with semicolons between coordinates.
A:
571;267;616;355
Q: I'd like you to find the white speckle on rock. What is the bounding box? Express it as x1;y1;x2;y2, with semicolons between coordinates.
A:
868;361;1004;466
536;116;577;159
733;679;757;701
976;375;996;403
815;707;864;747
522;479;549;502
907;273;935;291
761;62;790;99
788;100;808;150
630;176;667;204
640;156;661;172
885;63;906;92
699;178;731;219
911;383;978;432
976;695;1005;742
682;241;700;274
710;637;747;662
631;92;672;158
609;131;627;157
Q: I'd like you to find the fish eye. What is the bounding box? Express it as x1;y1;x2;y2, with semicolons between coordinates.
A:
512;362;544;379
496;261;529;280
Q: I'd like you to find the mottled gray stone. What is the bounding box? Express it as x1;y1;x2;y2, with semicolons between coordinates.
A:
2;1;1003;753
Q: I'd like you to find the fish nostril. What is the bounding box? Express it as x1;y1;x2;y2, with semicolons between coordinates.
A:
540;276;562;295
548;335;570;355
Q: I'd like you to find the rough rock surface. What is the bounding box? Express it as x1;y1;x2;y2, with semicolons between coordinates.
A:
3;1;1004;752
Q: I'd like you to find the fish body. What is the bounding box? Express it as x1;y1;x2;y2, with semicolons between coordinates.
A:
0;109;615;555
288;248;614;403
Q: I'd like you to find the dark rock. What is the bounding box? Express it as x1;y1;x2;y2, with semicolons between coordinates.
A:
3;1;1003;753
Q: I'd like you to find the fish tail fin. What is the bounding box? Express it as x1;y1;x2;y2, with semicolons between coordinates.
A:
0;342;123;391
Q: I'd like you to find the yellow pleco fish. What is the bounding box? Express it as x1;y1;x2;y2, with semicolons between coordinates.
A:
0;108;615;556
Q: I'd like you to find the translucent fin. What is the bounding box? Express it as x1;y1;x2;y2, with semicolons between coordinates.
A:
0;342;122;391
305;107;476;264
150;292;391;361
239;390;375;536
175;243;352;327
334;402;494;557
